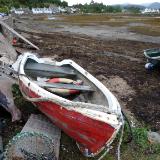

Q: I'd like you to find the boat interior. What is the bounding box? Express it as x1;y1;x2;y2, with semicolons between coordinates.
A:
145;48;160;58
24;58;109;108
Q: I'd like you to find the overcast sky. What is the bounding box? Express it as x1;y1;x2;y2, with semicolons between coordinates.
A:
65;0;160;6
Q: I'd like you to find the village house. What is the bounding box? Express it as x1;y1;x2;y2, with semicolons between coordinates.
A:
142;8;160;14
32;8;52;14
10;6;79;15
11;8;31;15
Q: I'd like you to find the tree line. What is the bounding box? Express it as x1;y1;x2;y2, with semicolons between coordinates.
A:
0;0;141;14
73;1;141;13
74;3;122;13
0;0;68;13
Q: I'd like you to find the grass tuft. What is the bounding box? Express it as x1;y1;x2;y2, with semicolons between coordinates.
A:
129;26;160;36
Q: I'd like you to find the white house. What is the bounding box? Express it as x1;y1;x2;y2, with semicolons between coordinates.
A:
58;7;66;13
70;7;79;13
50;5;60;14
32;8;43;14
11;8;31;15
32;8;59;14
11;6;79;15
142;8;160;14
11;8;24;15
43;8;52;14
15;10;24;15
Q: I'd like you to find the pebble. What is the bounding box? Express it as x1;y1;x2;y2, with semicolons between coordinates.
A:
148;131;160;144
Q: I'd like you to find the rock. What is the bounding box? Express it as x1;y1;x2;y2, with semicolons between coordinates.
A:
148;131;160;144
0;75;21;122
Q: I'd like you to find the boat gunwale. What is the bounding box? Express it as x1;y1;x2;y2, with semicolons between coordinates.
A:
17;55;121;122
14;52;124;156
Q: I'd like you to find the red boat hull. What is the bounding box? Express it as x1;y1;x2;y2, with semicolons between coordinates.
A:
20;81;115;155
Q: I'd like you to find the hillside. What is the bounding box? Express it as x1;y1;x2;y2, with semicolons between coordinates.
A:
148;2;160;9
116;2;160;9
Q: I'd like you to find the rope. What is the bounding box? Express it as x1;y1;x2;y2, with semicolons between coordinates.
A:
122;111;133;144
97;147;111;160
117;122;124;160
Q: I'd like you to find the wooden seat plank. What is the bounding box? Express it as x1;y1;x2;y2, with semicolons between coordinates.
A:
24;62;76;78
35;81;94;92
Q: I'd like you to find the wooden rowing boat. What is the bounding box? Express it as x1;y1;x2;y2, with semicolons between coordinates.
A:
12;52;124;157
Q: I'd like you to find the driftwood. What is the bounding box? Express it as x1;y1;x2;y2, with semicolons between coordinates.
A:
0;20;39;50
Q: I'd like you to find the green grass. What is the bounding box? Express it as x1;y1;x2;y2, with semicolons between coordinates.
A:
55;14;160;27
121;126;160;160
143;18;160;26
128;17;160;36
56;14;130;27
132;127;149;150
32;14;160;33
129;26;160;36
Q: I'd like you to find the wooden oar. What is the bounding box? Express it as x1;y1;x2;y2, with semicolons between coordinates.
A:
0;20;39;50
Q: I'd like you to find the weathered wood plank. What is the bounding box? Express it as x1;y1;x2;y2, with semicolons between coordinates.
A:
0;20;39;50
35;81;94;92
25;62;76;78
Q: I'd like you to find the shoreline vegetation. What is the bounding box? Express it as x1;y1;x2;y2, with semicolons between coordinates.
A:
0;0;143;14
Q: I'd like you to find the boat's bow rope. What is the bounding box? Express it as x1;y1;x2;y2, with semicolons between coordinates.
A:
117;122;124;160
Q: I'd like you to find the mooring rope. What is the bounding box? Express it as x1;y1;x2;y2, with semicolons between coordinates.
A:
122;111;133;144
117;122;125;160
